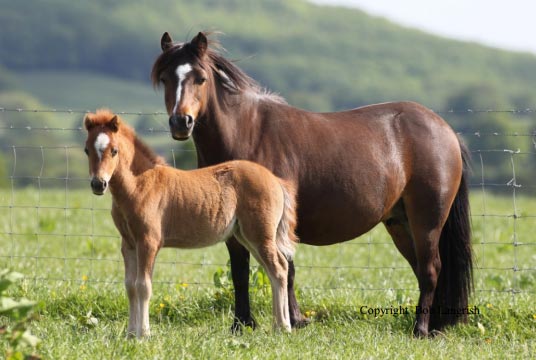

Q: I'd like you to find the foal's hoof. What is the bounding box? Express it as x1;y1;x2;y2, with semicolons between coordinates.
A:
274;324;292;333
291;316;311;329
230;318;257;335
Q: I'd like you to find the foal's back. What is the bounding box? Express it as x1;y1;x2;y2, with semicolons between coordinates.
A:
150;160;288;248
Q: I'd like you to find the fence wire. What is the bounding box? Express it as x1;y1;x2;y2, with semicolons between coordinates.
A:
0;108;535;304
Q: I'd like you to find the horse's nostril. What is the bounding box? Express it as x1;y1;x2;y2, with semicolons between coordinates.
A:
90;178;107;192
169;115;178;127
185;115;194;129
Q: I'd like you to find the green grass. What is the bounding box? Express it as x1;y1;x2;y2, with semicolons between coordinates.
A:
0;188;535;359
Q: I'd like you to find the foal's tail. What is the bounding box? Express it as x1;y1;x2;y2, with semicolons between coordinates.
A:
431;140;473;331
276;179;299;261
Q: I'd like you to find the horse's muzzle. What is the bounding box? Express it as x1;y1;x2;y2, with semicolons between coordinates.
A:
91;177;107;195
169;114;194;140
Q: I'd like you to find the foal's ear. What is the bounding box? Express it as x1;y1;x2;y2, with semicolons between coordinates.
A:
84;115;95;131
191;32;208;58
161;32;173;52
108;115;119;132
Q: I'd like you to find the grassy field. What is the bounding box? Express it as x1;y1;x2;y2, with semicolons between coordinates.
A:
0;188;535;359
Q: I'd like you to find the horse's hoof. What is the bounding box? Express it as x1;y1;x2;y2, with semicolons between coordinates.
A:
413;327;429;338
291;316;310;329
429;329;445;338
230;318;257;335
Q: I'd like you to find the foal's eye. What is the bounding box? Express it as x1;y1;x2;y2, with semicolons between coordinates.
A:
111;148;118;157
195;77;207;85
84;147;89;155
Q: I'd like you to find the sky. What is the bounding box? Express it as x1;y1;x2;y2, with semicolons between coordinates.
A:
310;0;536;55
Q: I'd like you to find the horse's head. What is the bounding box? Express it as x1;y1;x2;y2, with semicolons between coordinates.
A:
152;32;211;141
84;110;121;195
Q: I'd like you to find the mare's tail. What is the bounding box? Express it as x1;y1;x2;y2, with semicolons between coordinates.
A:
276;179;299;261
431;140;473;331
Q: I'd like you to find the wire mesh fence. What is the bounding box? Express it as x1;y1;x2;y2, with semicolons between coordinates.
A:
0;108;534;305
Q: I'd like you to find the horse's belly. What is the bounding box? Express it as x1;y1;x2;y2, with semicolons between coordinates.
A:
162;216;237;249
297;215;376;246
293;154;406;245
296;193;386;246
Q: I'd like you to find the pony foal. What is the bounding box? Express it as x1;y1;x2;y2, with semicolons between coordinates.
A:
83;109;298;337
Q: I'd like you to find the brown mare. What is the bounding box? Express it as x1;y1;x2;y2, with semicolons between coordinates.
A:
83;109;298;337
151;32;473;337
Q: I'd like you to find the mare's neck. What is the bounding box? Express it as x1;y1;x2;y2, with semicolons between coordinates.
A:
193;88;260;166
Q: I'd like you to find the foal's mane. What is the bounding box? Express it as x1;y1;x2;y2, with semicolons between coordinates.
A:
151;32;286;104
89;109;166;166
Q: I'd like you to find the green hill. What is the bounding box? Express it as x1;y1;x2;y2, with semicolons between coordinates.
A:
0;0;535;189
1;0;536;111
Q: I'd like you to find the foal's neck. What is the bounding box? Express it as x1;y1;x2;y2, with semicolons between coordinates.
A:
109;132;165;200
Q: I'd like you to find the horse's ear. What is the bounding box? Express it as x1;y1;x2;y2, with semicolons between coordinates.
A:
161;32;173;52
191;32;208;58
108;115;119;132
84;115;95;131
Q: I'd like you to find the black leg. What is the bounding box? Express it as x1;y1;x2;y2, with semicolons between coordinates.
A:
287;260;309;328
226;237;256;333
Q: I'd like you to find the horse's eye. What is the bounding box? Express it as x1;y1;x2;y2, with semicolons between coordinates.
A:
196;77;207;85
84;147;89;155
160;77;166;85
111;148;118;157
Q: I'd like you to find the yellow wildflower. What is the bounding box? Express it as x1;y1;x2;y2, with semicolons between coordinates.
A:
82;275;88;282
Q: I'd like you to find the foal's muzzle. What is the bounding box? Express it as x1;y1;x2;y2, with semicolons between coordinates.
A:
169;114;194;140
90;177;108;195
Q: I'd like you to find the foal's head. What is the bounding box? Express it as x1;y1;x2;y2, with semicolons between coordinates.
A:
84;110;121;195
151;32;211;140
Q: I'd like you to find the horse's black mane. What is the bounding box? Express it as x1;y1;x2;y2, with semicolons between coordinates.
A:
151;33;285;104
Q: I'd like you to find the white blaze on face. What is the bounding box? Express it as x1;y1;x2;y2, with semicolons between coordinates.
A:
172;63;193;114
94;132;110;161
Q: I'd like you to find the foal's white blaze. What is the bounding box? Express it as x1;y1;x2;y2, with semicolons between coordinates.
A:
94;133;110;161
172;63;193;114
